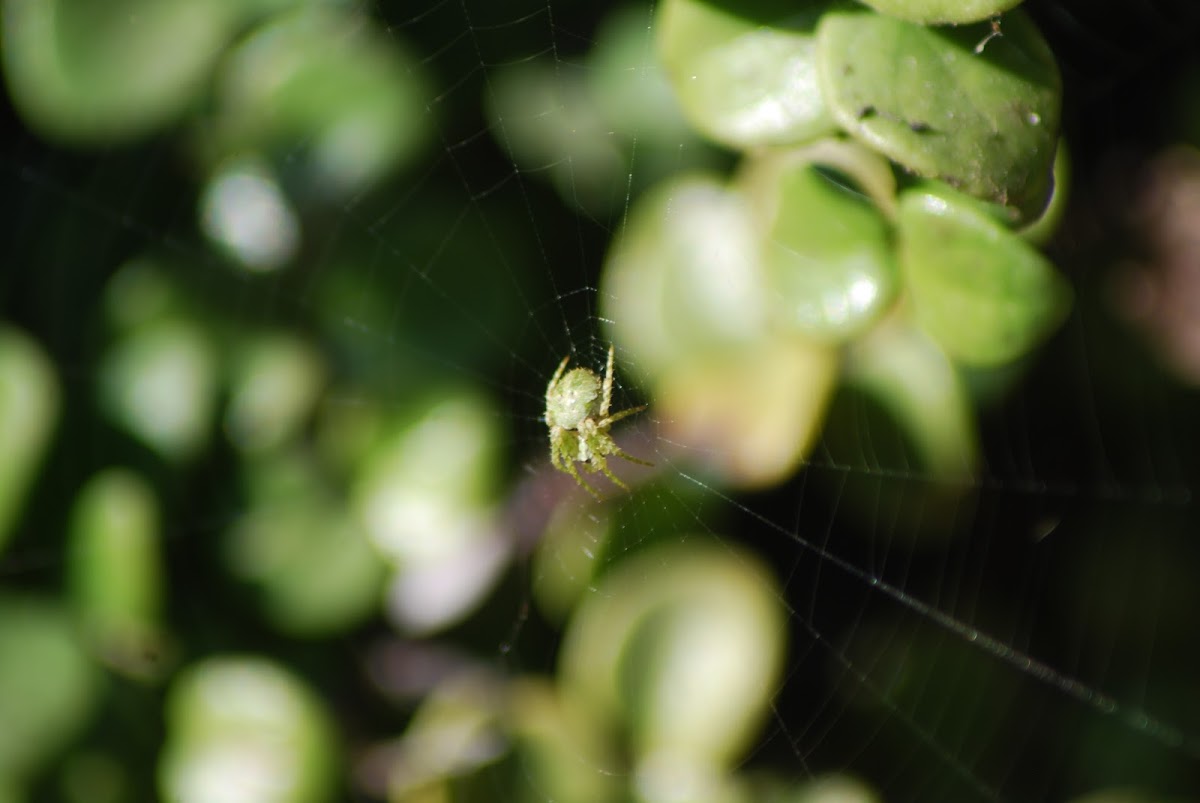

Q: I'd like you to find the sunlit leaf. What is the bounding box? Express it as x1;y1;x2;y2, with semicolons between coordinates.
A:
159;657;335;803
898;182;1071;365
99;318;219;461
560;541;785;768
856;0;1023;24
655;337;837;489
601;174;768;386
746;155;896;341
657;0;835;149
817;8;1060;222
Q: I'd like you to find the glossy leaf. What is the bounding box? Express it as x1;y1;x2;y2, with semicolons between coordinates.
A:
857;0;1023;24
746;155;896;341
817;9;1060;222
898;183;1071;365
601;174;768;386
657;0;835;149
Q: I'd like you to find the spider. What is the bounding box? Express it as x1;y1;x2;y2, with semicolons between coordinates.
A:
545;345;651;499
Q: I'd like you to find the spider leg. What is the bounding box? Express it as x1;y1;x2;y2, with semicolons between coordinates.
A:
600;345;614;418
566;459;603;500
590;453;631;492
596;404;646;429
611;446;654;467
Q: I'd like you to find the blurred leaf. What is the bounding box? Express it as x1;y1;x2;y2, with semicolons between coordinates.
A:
588;6;694;143
68;468;169;680
0;327;58;554
200;157;302;273
817;8;1060;222
198;6;431;195
845;321;978;484
1;0;236;143
99;318;219;461
753;158;896;341
657;0;835;149
385;672;509;800
60;752;127;803
788;775;881;803
485;61;626;212
741;138;898;219
898;181;1071;365
507;678;620;803
656;337;837;489
856;0;1023;24
532;503;615;624
159;656;336;803
224;333;326;455
560;541;786;769
353;392;509;634
601;174;767;386
0;596;100;781
227;453;386;636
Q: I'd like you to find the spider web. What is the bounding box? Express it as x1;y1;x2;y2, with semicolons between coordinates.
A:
2;1;1200;802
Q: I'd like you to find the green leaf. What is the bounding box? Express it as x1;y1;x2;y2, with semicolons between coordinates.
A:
99;318;219;461
857;0;1023;25
0;597;100;780
160;657;335;803
200;7;431;194
817;8;1060;222
657;0;835;149
1;0;236;143
0;328;58;555
745;154;896;341
227;454;386;637
68;469;169;680
898;182;1071;365
560;541;785;767
600;174;769;385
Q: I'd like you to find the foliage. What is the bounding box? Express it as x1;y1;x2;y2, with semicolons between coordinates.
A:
0;1;1196;802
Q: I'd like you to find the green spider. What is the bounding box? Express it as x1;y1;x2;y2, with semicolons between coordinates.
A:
545;345;652;498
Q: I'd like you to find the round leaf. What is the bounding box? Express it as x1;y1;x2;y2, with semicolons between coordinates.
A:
1;0;235;143
159;657;335;803
751;159;896;341
857;0;1023;25
817;9;1060;222
560;541;786;767
0;597;100;780
657;0;835;148
898;183;1071;365
0;328;58;555
68;469;168;679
